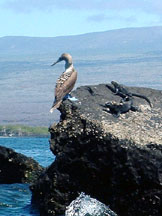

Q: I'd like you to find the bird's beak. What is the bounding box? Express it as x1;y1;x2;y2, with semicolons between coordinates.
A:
51;58;61;66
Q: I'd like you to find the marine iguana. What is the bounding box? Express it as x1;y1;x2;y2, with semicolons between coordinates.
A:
103;97;139;117
106;81;152;107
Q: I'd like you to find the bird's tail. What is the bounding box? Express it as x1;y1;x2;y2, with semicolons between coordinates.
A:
50;100;62;113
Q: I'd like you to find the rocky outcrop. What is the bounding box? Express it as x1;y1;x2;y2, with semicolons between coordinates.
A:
31;83;162;216
0;146;44;184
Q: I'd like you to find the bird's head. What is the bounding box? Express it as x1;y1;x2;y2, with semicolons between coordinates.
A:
51;53;73;67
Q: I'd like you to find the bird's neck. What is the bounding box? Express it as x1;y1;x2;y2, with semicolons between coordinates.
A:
65;62;73;72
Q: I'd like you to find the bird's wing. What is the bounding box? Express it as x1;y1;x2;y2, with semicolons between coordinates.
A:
55;69;77;102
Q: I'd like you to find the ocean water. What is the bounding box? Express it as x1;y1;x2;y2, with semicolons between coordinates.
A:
1;55;162;126
0;137;54;216
0;138;117;216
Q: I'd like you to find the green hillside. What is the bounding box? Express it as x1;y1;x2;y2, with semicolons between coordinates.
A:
0;125;49;137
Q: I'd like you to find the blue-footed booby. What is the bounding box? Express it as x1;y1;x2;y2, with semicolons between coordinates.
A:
50;53;77;113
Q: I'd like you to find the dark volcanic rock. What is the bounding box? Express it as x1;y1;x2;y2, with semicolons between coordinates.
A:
31;84;162;216
0;145;44;184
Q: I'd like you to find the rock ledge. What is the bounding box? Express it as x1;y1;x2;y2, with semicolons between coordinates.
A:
31;84;162;216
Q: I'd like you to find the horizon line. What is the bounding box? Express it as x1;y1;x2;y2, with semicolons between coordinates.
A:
1;25;162;39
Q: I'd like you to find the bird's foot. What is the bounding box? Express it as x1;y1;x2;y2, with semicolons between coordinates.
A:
68;97;78;101
63;94;78;101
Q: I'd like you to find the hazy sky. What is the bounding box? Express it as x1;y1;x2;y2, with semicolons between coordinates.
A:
0;0;162;37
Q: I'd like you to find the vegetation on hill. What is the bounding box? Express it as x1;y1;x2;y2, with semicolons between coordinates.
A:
0;125;49;137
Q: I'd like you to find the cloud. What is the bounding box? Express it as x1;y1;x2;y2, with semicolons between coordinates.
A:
87;14;108;22
1;0;54;13
2;0;162;15
87;13;137;24
1;0;95;13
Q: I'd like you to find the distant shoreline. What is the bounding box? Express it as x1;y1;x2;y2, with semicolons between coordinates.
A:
0;125;49;138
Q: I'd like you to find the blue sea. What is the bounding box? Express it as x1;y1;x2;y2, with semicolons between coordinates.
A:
0;138;117;216
0;137;54;216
